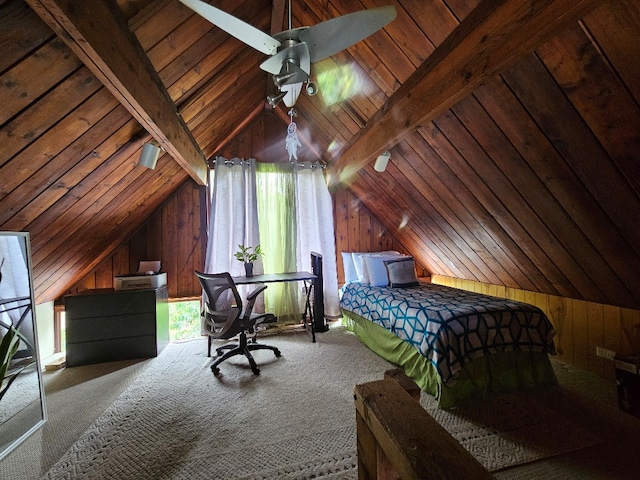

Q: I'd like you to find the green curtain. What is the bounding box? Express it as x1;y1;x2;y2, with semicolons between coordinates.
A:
256;163;300;322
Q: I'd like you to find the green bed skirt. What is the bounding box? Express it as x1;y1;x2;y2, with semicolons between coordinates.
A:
342;309;557;408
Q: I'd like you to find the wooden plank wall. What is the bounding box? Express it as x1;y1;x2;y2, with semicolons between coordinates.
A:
214;109;324;165
333;185;640;380
66;179;206;299
432;274;640;381
70;152;420;298
64;112;317;301
333;187;428;284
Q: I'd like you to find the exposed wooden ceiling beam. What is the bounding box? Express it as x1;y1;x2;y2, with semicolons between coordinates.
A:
327;0;605;187
271;0;287;34
25;0;208;185
264;0;287;110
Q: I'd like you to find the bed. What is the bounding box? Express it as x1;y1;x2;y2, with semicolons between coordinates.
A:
340;254;557;408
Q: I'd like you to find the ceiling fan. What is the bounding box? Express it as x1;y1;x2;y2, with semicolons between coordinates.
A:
179;0;397;108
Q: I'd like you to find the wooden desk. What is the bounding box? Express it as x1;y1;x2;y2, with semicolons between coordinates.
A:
233;271;319;342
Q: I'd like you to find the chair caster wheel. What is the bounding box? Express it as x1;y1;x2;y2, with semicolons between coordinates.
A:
211;366;220;376
274;349;281;357
252;368;260;375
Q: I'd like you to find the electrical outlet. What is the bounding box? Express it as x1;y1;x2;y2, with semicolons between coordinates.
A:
596;346;616;361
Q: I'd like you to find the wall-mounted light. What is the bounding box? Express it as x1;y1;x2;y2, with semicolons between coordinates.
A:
138;141;163;169
374;151;391;172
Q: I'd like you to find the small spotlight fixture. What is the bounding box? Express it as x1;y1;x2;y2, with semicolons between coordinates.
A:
374;151;391;172
273;71;298;88
267;91;287;108
306;81;318;96
138;141;163;169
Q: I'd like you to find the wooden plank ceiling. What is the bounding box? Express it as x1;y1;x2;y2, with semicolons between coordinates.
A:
1;0;639;310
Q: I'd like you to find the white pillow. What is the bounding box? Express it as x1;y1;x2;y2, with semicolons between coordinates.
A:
363;253;408;286
341;252;358;283
351;253;367;282
350;251;399;283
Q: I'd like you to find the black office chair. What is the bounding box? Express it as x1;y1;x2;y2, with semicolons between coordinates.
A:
195;271;280;376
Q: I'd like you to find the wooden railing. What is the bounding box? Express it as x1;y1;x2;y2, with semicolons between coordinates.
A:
354;369;495;480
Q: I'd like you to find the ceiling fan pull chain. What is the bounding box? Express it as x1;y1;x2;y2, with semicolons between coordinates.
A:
286;108;301;162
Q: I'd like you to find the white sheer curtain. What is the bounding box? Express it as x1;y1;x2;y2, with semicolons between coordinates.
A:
295;164;340;318
205;157;261;277
204;158;340;321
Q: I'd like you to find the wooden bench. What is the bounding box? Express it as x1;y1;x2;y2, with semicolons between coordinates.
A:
354;369;495;480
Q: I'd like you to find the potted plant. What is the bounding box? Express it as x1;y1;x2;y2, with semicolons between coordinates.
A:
234;244;263;277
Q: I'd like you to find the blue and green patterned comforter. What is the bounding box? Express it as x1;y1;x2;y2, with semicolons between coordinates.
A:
340;282;556;386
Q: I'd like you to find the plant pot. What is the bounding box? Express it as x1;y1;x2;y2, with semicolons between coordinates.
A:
244;262;254;277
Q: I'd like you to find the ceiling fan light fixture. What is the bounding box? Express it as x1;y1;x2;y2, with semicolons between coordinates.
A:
306;81;318;96
273;71;298;88
267;91;287;108
273;57;309;87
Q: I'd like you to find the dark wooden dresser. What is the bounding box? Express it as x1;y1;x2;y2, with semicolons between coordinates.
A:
64;286;170;367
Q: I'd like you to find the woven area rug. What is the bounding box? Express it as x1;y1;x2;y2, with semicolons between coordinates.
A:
421;390;602;472
43;327;601;479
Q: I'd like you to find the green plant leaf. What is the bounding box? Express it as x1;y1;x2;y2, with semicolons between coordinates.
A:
0;326;22;394
234;244;263;263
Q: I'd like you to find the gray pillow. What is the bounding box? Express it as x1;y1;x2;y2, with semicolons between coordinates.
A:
384;257;419;288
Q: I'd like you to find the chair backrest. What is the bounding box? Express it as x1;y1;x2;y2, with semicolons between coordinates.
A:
195;271;242;326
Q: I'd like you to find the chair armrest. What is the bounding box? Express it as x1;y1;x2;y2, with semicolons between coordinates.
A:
246;285;267;301
244;285;268;321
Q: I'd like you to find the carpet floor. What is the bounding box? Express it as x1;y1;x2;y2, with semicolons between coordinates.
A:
2;324;640;479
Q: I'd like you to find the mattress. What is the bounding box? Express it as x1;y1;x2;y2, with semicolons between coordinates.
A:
340;282;557;388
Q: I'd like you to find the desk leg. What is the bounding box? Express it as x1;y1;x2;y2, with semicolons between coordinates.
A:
303;280;316;343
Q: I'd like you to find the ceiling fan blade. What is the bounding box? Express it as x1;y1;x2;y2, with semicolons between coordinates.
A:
179;0;280;55
260;42;310;78
299;6;397;63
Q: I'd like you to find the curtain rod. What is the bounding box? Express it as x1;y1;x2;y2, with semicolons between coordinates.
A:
211;156;253;167
295;161;326;170
210;156;326;170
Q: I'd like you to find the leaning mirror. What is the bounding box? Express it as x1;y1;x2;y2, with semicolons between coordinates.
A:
0;231;46;461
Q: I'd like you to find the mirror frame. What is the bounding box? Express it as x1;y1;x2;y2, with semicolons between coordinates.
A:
0;231;47;461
